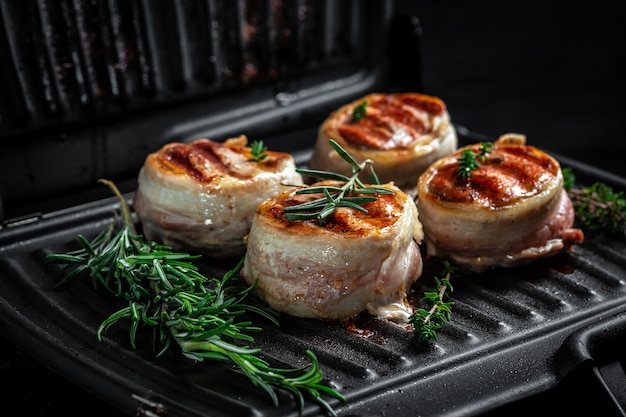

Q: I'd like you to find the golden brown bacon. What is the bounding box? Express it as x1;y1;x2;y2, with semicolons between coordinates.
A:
416;133;584;273
308;92;457;197
133;135;303;259
241;181;424;322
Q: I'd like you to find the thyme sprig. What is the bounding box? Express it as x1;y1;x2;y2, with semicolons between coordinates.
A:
562;168;626;236
284;139;393;224
249;140;268;162
46;179;345;416
409;259;456;343
457;141;493;179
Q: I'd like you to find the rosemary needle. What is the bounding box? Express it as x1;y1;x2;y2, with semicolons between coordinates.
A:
46;179;345;416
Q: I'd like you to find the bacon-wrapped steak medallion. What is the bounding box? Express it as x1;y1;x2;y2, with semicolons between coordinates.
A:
241;181;424;322
416;133;584;273
133;136;303;258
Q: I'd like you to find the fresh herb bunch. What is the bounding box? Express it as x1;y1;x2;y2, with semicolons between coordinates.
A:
46;179;344;416
409;259;456;343
352;101;368;122
249;140;268;162
562;168;626;236
283;139;393;224
457;141;493;179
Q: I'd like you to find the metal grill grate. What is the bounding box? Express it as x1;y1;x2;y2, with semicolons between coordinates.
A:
0;0;372;135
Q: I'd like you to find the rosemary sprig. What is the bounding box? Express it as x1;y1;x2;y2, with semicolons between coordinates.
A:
249;140;268;162
46;179;345;416
457;141;493;179
284;139;392;224
352;100;368;122
562;168;626;236
409;259;456;343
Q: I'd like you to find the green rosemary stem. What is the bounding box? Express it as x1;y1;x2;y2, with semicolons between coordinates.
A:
99;178;136;234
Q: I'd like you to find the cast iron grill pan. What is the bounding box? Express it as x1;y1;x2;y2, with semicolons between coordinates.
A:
1;129;625;417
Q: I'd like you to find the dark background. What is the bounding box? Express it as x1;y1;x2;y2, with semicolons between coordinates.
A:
411;0;624;177
1;1;623;416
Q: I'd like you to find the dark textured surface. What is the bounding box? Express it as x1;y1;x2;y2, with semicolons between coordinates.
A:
1;1;624;416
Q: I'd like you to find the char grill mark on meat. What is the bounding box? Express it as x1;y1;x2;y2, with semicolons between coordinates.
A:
338;94;435;150
158;141;236;183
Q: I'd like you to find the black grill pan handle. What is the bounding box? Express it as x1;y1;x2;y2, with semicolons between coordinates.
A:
555;312;626;417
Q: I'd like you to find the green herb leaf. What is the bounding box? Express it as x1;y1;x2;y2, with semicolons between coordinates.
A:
249;140;268;162
352;101;368;122
296;168;351;182
409;259;456;343
562;167;576;191
563;167;626;236
457;149;480;179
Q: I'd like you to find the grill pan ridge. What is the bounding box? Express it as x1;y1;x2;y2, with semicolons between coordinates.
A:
1;135;626;416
